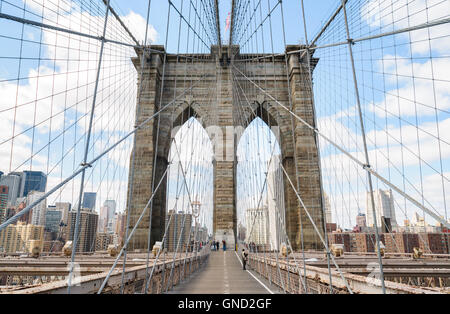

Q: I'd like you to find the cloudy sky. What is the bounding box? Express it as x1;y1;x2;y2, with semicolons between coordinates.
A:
314;0;450;228
0;0;448;235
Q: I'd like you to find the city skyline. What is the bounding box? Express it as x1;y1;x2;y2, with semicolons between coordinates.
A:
0;0;448;295
0;0;448;236
2;166;448;234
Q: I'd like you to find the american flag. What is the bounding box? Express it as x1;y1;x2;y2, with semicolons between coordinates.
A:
225;12;231;32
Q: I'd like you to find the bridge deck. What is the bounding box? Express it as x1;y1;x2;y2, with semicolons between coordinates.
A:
169;250;274;294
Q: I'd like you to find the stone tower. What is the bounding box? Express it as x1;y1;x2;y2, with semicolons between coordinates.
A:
126;45;324;251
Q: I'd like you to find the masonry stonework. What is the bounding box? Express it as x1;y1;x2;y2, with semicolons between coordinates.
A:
126;45;324;251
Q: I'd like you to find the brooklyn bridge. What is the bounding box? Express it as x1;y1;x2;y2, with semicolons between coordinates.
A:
0;0;449;294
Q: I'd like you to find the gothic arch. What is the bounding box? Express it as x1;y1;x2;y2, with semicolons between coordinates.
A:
127;45;324;251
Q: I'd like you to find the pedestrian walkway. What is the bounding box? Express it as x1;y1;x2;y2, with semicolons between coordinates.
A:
168;250;274;294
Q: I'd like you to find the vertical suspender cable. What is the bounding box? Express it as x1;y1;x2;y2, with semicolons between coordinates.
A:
340;0;386;294
121;0;153;294
278;0;308;293
300;0;333;294
67;0;112;294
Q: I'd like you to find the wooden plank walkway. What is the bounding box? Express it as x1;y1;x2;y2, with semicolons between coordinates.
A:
168;250;274;294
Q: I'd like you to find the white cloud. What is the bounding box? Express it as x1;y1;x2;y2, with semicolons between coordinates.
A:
0;1;159;173
368;55;450;117
313;0;450;228
120;11;158;44
0;1;160;218
363;0;450;55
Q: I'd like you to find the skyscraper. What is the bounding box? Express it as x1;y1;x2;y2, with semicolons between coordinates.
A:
19;171;47;198
103;200;116;216
55;202;71;224
104;200;116;233
99;206;108;233
114;213;126;243
99;200;116;233
245;206;269;246
27;191;47;227
164;210;192;252
45;209;62;233
82;192;97;211
0;221;44;253
267;155;285;251
0;186;8;224
366;189;398;231
67;210;98;253
95;232;116;251
323;193;332;224
1;173;22;207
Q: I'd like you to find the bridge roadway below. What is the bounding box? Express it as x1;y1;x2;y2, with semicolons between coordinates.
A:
168;250;277;294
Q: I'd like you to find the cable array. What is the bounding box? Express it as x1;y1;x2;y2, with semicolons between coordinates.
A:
0;0;449;295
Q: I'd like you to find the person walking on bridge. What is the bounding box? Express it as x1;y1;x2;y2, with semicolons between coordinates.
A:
241;249;248;270
222;240;227;251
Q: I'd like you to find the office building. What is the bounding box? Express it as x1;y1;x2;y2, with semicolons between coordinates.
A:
399;212;442;233
114;213;126;243
324;193;332;224
267;155;285;251
99;200;116;233
99;206;108;233
245;206;269;246
328;231;450;255
0;171;46;207
27;191;47;227
95;232;116;251
55;202;71;224
0;173;21;207
42;240;64;253
0;221;44;254
0;186;8;224
45;209;62;233
54;202;71;242
164;210;192;252
67;209;98;253
104;200;116;218
366;189;398;232
82;192;97;211
105;200;116;233
19;171;47;198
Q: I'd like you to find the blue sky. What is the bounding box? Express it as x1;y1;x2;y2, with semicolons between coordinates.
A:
0;0;448;232
113;0;338;50
0;0;339;209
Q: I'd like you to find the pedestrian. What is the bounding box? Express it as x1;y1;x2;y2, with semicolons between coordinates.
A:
241;249;248;270
222;240;226;251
